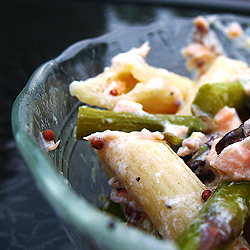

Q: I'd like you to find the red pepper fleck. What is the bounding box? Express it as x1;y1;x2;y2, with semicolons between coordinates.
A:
125;204;133;216
42;129;55;141
195;17;209;34
202;189;212;202
196;23;208;34
91;138;104;150
110;89;119;96
196;58;205;68
131;211;142;221
239;248;248;250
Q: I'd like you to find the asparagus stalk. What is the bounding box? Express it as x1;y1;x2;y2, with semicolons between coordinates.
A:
176;180;250;250
178;56;248;116
191;81;247;116
76;106;215;139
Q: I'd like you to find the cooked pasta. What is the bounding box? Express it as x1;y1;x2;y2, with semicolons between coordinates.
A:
71;16;250;249
85;129;206;239
70;42;195;114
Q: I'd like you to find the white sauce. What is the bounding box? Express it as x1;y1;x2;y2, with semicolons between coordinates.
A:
164;123;188;139
177;132;207;157
113;99;144;113
111;42;150;66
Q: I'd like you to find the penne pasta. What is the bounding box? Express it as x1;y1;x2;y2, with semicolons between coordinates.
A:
70;42;195;114
72;17;250;249
85;129;206;239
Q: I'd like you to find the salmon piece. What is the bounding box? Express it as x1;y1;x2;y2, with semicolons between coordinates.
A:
207;137;250;180
214;106;242;136
226;22;243;39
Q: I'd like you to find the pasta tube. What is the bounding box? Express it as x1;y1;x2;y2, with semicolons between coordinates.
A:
85;129;206;239
198;55;248;86
178;56;248;115
70;42;195;114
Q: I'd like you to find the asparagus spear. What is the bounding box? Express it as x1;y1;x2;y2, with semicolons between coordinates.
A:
176;180;250;250
76;106;215;139
191;81;247;116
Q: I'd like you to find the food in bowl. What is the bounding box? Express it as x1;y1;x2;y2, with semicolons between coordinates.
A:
68;16;250;249
12;14;250;250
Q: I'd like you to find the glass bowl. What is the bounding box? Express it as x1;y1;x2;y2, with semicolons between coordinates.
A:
12;14;250;250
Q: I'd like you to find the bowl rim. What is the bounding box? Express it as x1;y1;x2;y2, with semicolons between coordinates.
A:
11;19;182;250
11;13;250;249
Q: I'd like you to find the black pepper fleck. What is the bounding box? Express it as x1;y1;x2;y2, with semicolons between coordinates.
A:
136;177;141;182
108;221;115;229
166;204;172;209
170;92;174;95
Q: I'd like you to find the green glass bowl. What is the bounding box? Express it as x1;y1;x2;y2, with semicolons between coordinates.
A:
11;14;250;249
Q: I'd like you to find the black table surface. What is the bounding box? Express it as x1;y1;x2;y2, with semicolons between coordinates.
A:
1;1;250;249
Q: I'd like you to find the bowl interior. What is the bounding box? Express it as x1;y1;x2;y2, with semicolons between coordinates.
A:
25;19;195;205
12;14;250;249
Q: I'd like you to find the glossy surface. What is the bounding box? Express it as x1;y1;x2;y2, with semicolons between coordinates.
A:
3;2;250;249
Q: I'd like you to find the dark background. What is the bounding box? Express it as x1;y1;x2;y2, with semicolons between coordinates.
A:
1;1;250;249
